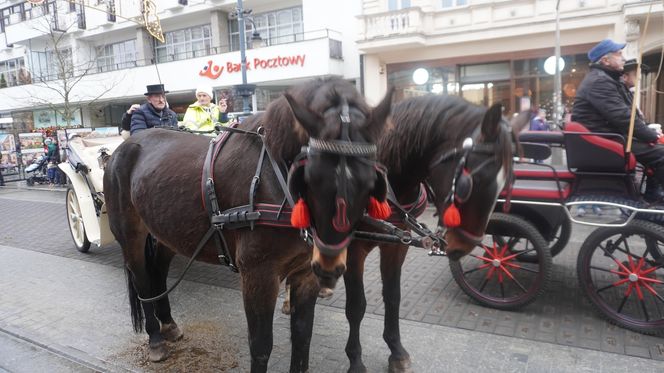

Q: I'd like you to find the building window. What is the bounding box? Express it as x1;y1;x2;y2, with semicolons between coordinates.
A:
229;7;303;51
30;49;73;81
154;24;212;63
389;0;411;11
442;0;468;8
0;58;29;88
96;40;137;72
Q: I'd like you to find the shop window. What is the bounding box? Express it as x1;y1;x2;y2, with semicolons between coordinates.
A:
155;24;212;63
387;66;458;102
460;62;510;83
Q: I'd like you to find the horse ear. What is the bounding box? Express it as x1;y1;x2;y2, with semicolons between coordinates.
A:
510;110;533;134
284;93;321;137
367;87;394;140
481;103;504;141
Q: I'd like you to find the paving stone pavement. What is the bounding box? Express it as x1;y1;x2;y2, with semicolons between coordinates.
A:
2;244;664;373
1;188;664;371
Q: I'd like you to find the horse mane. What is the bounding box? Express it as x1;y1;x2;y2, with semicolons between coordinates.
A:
240;77;372;162
380;95;487;174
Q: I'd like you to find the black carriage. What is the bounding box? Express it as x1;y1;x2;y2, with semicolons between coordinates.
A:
450;122;664;335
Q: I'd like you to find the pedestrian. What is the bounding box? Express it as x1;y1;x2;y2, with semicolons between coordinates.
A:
45;137;60;184
130;84;179;135
529;109;549;131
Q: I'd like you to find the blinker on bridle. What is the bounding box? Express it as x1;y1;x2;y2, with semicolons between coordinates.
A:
429;123;511;244
290;99;381;253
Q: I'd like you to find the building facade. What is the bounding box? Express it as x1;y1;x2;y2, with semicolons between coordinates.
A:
357;0;664;124
0;0;362;131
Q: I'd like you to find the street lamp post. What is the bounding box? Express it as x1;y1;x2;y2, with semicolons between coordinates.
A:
554;0;562;128
235;0;255;115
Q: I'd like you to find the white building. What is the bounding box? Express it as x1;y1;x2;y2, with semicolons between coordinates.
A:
0;0;362;131
357;0;664;124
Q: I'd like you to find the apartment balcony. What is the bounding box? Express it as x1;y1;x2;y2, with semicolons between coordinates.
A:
3;2;85;46
356;0;623;52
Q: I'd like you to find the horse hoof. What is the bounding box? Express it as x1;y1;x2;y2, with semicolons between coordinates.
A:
388;356;412;373
318;287;334;299
160;322;183;342
148;341;169;362
281;299;293;315
347;363;368;373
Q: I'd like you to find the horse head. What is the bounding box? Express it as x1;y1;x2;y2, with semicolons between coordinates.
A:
284;81;392;291
428;103;516;260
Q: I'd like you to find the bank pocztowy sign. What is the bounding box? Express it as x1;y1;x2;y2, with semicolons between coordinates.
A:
200;55;306;80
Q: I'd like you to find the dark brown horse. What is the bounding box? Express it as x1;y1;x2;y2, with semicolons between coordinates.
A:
103;78;392;372
342;95;524;372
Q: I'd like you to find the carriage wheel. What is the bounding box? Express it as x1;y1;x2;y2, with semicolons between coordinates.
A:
577;219;664;335
66;187;91;253
449;213;552;310
548;217;572;258
512;217;572;263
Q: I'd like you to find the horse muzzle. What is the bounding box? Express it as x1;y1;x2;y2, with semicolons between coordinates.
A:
445;227;483;260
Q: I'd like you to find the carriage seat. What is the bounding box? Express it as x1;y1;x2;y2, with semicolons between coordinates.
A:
67;136;124;193
500;179;571;201
563;122;636;174
513;163;575;180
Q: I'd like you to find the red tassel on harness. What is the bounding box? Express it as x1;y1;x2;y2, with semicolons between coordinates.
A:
368;197;392;220
291;198;310;228
442;203;461;228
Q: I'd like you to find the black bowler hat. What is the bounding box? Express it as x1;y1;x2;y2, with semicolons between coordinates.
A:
624;59;650;73
144;84;169;96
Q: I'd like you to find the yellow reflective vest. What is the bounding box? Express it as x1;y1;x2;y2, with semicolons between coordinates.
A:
182;102;227;132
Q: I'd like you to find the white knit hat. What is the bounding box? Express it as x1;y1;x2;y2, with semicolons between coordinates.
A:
195;86;214;98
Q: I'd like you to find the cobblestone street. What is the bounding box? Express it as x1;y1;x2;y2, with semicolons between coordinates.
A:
1;188;664;372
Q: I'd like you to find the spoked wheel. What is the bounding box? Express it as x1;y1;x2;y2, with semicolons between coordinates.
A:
66;187;90;253
449;213;552;310
515;217;572;263
577;219;664;335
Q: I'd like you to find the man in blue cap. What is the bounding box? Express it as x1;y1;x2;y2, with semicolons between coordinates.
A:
130;84;179;135
572;39;664;201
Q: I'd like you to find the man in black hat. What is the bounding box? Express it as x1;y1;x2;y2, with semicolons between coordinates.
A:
130;84;179;135
573;39;664;201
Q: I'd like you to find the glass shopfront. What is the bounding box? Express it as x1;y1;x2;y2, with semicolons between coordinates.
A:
387;53;592;120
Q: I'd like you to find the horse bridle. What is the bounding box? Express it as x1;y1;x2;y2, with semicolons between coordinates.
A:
290;99;381;255
428;122;513;245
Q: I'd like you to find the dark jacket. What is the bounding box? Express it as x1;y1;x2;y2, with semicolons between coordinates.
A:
571;64;657;143
130;103;179;135
121;112;132;132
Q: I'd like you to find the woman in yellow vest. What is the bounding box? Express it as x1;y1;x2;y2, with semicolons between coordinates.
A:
183;86;229;132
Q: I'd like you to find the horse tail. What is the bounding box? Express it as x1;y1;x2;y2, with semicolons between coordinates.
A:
125;266;144;333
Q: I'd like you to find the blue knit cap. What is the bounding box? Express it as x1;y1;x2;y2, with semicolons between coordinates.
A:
588;39;626;63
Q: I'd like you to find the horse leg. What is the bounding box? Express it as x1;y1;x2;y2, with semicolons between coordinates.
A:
151;242;183;342
287;269;318;373
281;280;292;315
124;235;169;362
242;269;280;373
343;246;369;373
380;244;412;373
